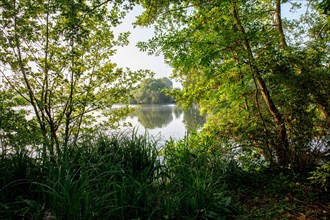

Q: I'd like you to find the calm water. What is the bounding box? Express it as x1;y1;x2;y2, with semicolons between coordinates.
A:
118;104;205;142
10;104;205;146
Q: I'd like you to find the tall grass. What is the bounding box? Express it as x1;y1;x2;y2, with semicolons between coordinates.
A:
0;131;236;219
0;131;164;219
162;135;235;219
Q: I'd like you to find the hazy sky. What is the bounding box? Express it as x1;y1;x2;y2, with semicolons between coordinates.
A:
112;6;173;82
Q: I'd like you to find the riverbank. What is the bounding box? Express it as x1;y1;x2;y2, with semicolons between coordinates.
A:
0;132;329;219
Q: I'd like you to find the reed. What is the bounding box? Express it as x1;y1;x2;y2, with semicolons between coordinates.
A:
0;131;236;219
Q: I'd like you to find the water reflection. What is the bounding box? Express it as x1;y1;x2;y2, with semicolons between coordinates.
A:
183;107;206;132
174;107;183;119
124;105;205;140
130;105;174;129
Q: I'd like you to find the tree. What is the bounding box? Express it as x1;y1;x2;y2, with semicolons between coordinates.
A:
0;0;149;157
130;77;175;104
135;0;330;168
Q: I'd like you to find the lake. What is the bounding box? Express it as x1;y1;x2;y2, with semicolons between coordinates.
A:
117;104;205;143
10;104;205;146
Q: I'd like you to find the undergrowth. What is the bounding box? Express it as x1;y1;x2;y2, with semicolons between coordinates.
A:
0;132;329;219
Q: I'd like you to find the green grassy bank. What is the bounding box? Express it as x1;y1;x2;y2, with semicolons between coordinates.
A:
0;132;329;219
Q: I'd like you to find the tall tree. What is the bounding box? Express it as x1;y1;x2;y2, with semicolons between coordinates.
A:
0;0;148;156
135;0;329;168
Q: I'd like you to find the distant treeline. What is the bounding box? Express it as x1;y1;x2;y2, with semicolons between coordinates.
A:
130;77;175;104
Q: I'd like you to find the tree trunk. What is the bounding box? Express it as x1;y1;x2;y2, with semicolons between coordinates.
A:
275;0;287;48
232;1;290;167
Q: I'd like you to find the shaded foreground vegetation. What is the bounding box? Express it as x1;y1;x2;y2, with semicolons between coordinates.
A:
1;132;329;220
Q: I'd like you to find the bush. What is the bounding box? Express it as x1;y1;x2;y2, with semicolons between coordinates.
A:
309;161;330;191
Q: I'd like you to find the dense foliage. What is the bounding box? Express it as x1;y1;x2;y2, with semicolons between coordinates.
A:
136;0;330;169
130;77;175;104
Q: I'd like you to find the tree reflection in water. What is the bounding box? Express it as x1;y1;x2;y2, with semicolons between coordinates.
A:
132;105;174;129
183;106;206;132
129;105;205;131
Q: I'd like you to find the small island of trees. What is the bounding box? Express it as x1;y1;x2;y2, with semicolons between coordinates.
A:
130;77;175;104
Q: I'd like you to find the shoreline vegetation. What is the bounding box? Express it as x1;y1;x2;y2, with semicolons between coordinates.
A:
0;131;329;219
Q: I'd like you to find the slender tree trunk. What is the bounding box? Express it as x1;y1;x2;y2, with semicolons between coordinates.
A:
232;1;290;166
275;0;287;48
12;1;56;160
64;1;76;149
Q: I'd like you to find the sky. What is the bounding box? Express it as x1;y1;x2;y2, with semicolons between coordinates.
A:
112;6;174;84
